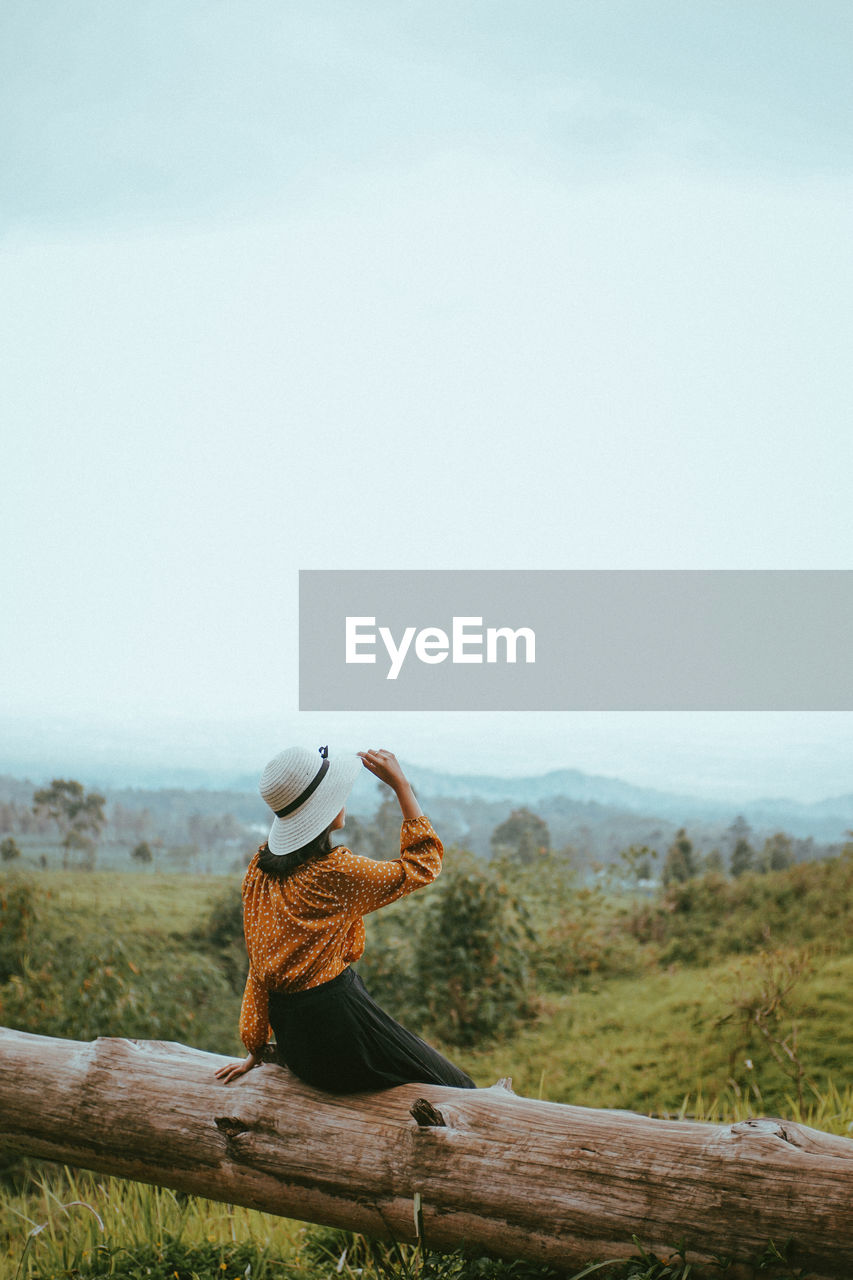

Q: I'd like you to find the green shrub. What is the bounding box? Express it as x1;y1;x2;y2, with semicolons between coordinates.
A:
411;852;537;1047
199;883;243;950
359;853;537;1048
0;837;21;864
0;872;237;1051
0;875;40;982
0;933;234;1049
530;884;652;989
194;878;247;992
628;854;853;968
357;902;421;1020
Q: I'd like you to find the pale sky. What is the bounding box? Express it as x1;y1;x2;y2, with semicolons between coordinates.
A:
2;2;852;801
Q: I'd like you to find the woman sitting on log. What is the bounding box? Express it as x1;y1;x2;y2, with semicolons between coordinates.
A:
215;745;476;1092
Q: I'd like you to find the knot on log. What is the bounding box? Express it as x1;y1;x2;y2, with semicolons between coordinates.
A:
730;1116;853;1160
732;1118;793;1143
215;1116;250;1139
410;1098;446;1128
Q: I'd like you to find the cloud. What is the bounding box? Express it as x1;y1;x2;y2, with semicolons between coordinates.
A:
2;1;851;232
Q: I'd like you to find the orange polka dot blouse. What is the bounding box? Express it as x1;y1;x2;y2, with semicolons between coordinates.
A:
238;814;444;1055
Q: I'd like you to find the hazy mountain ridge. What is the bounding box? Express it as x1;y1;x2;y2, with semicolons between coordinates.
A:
406;764;728;812
404;764;853;840
2;753;851;835
2;760;851;858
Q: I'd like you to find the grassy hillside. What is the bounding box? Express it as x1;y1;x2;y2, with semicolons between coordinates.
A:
3;850;852;1107
2;849;852;1278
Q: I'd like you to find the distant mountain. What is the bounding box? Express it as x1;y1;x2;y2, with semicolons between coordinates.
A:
406;763;724;812
2;759;850;860
404;764;853;842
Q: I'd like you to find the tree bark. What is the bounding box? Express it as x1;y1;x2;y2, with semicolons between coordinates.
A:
1;1027;852;1277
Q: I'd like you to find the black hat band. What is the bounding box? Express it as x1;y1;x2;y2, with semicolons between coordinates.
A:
274;757;330;818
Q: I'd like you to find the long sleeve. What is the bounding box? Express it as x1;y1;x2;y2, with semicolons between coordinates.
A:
328;815;444;917
239;967;271;1055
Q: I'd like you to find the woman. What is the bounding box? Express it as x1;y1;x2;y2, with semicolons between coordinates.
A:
214;744;475;1092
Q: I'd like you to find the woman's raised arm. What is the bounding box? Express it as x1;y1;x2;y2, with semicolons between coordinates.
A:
358;749;423;820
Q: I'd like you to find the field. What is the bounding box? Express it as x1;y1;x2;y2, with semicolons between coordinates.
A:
2;844;852;1278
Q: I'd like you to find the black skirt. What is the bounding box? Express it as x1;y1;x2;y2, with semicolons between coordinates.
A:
267;965;476;1093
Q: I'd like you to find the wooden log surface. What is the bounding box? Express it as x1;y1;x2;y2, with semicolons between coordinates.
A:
1;1027;853;1277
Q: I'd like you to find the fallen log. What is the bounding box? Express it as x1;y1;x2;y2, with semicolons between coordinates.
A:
1;1027;852;1277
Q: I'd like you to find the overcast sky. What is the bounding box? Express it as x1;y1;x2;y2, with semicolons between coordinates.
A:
2;2;852;801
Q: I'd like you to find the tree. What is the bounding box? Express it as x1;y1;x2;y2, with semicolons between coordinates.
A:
63;828;97;871
0;836;21;863
32;779;106;870
618;843;658;883
724;815;753;855
131;841;154;866
704;848;725;875
490;808;551;864
662;828;697;885
794;835;817;863
760;832;794;873
730;837;755;878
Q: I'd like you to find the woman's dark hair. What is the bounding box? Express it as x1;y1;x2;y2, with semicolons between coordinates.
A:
258;821;336;880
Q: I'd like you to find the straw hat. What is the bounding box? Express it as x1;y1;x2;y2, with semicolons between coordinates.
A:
259;745;361;855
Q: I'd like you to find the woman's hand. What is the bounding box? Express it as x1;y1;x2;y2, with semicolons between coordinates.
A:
358;749;423;820
214;1051;260;1084
358;748;408;791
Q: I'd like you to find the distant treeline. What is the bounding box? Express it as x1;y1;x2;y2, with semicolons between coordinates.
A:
0;773;845;878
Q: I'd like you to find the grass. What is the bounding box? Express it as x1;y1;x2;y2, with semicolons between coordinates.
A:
5;861;853;1112
1;1166;302;1279
3;855;853;1277
442;950;853;1118
32;870;237;937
